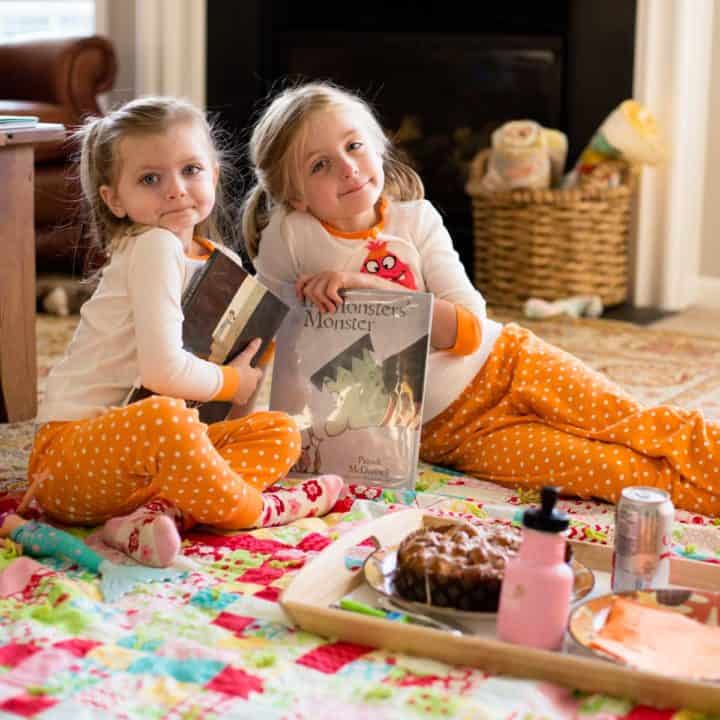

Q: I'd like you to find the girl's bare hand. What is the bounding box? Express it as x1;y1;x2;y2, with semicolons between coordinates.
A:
296;271;350;312
295;271;400;312
228;338;263;405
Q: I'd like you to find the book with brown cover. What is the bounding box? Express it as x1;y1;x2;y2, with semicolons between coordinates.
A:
125;247;288;423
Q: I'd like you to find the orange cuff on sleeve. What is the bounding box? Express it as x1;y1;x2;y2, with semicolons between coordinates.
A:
212;365;241;402
451;305;482;356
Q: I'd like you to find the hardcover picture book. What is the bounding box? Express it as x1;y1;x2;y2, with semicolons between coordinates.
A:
270;289;433;491
0;115;39;130
125;246;288;423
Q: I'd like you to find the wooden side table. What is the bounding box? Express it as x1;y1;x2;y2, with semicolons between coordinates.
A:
0;123;65;422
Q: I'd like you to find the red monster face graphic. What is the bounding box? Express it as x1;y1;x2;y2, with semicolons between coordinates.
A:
361;240;417;290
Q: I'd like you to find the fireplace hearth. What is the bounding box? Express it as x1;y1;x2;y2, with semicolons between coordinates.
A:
208;1;636;276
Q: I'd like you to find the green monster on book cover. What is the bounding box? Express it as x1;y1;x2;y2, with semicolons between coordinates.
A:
270;289;433;491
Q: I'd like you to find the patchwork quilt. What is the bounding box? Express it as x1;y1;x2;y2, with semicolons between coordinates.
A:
1;464;719;720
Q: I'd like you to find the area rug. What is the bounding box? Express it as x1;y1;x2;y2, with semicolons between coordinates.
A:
3;311;720;547
0;313;719;719
36;310;720;417
5;311;719;481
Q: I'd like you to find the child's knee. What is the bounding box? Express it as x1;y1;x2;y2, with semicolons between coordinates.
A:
267;412;302;466
266;411;300;436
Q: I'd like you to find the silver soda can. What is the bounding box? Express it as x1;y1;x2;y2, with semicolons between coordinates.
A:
612;486;674;592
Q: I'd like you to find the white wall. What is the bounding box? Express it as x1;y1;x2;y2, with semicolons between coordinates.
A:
632;0;716;310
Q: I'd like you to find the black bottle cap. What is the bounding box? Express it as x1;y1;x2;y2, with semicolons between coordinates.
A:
523;486;569;533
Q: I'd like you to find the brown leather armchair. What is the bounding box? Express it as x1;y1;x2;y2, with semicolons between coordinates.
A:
0;35;117;273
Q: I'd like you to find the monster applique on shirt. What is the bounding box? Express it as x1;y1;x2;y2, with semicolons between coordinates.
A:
360;239;418;290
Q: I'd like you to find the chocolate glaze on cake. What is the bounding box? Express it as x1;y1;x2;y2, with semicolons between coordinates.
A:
394;523;521;612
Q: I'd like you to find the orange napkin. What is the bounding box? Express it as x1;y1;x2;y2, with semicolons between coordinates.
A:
590;596;720;680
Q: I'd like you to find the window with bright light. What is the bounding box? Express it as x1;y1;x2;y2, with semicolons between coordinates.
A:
0;0;94;43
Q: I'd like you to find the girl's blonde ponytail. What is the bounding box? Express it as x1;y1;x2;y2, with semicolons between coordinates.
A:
384;153;425;201
241;184;270;259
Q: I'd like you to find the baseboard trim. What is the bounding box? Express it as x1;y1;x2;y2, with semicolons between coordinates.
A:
695;275;720;308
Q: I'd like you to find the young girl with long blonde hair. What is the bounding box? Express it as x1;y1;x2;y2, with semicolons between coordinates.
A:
243;81;720;517
27;96;342;567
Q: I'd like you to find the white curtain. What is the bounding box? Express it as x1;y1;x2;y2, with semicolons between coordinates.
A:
135;0;206;108
632;0;715;310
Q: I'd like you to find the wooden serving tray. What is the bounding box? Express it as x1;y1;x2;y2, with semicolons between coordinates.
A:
280;509;720;713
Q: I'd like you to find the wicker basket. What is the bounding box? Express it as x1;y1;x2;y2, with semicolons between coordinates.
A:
465;150;635;309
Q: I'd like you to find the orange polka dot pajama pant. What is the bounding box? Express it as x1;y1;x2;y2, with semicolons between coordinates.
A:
28;396;301;529
421;324;720;516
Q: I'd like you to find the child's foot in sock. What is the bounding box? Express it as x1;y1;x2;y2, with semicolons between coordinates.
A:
258;475;344;528
101;499;183;567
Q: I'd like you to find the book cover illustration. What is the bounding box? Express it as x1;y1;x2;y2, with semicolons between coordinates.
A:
125;247;288;424
270;289;433;490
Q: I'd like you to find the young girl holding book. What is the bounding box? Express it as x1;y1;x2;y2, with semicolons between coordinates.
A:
27;96;342;567
244;81;720;517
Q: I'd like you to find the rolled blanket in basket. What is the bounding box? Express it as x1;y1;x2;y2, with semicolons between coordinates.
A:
480;121;567;193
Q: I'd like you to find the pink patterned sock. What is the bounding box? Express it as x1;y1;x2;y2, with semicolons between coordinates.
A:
101;499;183;567
257;475;344;528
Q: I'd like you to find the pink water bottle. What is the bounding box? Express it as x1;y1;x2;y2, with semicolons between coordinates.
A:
496;486;573;651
